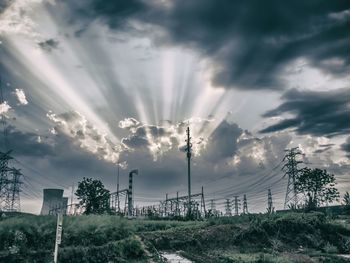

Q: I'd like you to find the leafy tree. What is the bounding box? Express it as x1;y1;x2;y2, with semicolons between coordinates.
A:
295;167;339;210
75;177;111;215
343;191;350;214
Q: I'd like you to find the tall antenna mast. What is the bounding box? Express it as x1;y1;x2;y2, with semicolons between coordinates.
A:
185;126;192;217
117;161;120;212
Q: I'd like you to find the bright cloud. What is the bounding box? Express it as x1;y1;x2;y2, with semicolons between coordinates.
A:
0;101;11;114
14;89;28;105
47;111;120;163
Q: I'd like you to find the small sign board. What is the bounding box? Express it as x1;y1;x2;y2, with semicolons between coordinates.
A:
56;214;63;245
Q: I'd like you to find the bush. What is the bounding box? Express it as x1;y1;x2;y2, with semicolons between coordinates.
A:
58;237;145;263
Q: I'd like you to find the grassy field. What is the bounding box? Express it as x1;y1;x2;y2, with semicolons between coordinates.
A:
1;212;350;262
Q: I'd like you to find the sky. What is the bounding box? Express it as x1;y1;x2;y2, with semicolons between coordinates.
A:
0;0;350;214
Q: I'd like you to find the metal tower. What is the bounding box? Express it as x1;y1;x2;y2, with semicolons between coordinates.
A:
267;188;274;214
8;168;22;212
127;169;138;216
242;194;248;214
116;162;120;212
234;196;240;216
185;126;192;216
210;199;216;211
0;151;12;210
225;199;232;216
0;76;22;212
283;147;303;209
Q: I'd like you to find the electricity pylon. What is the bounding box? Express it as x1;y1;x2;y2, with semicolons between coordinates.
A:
225;199;232;216
8;168;22;212
242;194;248;214
267;189;274;214
0;76;22;212
234;196;240;216
283;147;303;209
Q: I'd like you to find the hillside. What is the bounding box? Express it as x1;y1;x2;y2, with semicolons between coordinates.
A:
1;212;350;262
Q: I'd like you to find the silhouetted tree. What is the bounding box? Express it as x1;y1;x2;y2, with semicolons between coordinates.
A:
295;168;339;211
75;177;111;215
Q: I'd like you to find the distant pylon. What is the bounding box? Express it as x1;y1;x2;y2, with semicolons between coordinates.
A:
267;189;274;214
210;199;216;211
242;194;248;214
283;147;303;209
225;199;232;216
234;196;240;216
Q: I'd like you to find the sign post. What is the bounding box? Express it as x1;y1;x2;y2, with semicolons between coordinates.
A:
53;213;63;263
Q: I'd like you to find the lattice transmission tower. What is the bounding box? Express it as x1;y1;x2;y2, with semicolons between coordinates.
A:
225;199;232;216
0;75;22;212
283;147;303;209
233;195;240;216
267;189;274;214
242;194;248;214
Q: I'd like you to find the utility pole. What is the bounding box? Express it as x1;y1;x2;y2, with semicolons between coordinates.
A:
242;194;248;214
267;189;274;214
283;147;303;209
225;199;232;216
233;196;240;216
185;126;192;217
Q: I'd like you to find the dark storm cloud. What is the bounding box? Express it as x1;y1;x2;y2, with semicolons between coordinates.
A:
260;88;350;137
55;0;148;36
6;112;293;202
341;137;350;158
313;143;336;154
0;0;11;14
38;39;59;52
122;135;149;149
202;121;243;162
118;118;292;192
313;147;333;154
2;126;54;157
66;0;350;90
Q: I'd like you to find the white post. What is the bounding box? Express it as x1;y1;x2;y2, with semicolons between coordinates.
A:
54;213;63;263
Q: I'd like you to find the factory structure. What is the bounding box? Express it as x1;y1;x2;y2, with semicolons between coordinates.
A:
40;189;69;215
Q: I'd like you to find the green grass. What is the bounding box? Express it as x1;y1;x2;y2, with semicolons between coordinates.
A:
1;212;350;262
